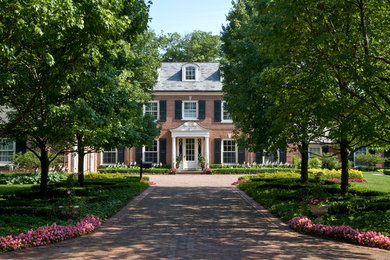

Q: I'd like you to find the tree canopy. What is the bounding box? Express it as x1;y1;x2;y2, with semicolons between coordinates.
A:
221;0;389;194
158;31;221;62
0;0;160;195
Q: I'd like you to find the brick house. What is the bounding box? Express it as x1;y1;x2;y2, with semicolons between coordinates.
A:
63;62;389;172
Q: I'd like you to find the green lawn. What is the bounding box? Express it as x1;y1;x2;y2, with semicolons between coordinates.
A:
0;174;149;237
350;172;390;193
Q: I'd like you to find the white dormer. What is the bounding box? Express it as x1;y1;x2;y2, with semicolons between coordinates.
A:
182;63;200;81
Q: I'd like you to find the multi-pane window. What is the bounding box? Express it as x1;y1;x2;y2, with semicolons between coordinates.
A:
223;140;237;164
183;101;197;119
102;149;117;164
354;148;367;167
309;147;321;159
222;101;232;122
0;139;15;164
144;102;159;120
185;66;196;80
144;140;158;164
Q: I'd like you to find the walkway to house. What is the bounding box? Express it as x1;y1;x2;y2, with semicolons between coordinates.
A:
2;175;390;259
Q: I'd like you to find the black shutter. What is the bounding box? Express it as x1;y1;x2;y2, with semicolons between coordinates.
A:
322;146;329;153
238;149;245;164
175;100;182;119
15;140;27;154
214;100;221;122
255;152;262;164
117;148;125;163
279;150;287;163
198;100;205;119
348;152;354;162
384;149;390;167
159;100;166;122
159;138;166;165
214;138;221;164
136;146;142;164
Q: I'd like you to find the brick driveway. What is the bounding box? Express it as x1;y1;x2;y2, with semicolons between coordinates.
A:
2;175;390;259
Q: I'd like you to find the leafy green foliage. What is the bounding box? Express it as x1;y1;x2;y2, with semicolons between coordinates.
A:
158;31;220;62
384;170;390;176
309;158;322;168
0;0;160;193
238;173;389;235
0;174;149;236
315;153;341;170
12;152;63;173
0;172;66;185
355;153;387;167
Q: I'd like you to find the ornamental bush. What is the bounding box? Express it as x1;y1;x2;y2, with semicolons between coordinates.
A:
212;168;293;174
384;170;390;175
0;215;101;252
308;168;363;179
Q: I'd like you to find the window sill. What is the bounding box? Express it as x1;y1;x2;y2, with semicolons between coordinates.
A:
221;120;233;123
182;118;199;121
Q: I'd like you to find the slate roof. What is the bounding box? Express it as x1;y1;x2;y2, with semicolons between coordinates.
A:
153;62;222;92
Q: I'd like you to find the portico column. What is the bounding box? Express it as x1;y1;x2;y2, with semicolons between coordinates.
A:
172;137;176;168
205;136;209;168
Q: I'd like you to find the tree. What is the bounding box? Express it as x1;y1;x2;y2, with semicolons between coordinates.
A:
70;31;161;185
159;31;221;62
0;0;159;196
355;153;387;167
221;0;326;183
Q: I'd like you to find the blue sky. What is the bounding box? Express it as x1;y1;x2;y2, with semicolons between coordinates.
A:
149;0;233;36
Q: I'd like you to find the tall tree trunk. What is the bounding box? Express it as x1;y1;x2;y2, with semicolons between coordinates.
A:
339;140;350;195
77;135;85;186
299;141;309;183
39;148;49;198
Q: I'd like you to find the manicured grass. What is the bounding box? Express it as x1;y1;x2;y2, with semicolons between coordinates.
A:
350;172;390;193
238;172;390;236
0;174;150;237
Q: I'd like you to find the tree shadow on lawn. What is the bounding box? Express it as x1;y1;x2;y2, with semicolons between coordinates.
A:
3;187;388;260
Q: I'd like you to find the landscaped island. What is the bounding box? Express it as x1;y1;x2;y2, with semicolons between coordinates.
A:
0;172;151;252
234;171;390;250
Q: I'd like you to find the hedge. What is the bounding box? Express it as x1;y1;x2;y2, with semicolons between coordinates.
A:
210;164;294;169
212;168;293;174
384;170;390;175
98;168;170;174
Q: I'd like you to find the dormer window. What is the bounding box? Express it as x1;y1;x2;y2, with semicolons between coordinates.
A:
182;64;199;81
186;66;196;80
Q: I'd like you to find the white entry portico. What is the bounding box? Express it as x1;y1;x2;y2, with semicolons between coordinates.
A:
170;122;210;170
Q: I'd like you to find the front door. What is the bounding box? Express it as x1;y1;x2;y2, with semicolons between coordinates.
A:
177;138;202;170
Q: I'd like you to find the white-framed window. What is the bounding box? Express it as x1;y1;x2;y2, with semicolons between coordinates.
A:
102;149;117;164
144;101;159;121
222;139;237;164
182;101;198;120
182;64;199;81
309;147;321;159
0;139;15;165
354;148;367;167
143;140;159;164
221;101;233;123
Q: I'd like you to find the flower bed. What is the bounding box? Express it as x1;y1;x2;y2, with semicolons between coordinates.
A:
0;215;101;252
326;178;368;183
232;179;250;185
289;216;390;250
308;169;363;179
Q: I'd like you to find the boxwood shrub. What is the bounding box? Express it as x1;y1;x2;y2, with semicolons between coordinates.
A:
98;168;170;174
383;169;390;175
212;168;293;174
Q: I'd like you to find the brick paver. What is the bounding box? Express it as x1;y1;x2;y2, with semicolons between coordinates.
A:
2;175;390;259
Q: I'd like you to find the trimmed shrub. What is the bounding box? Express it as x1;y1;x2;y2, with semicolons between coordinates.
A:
98;168;170;174
384;170;390;175
84;172;149;181
212;168;293;174
308;168;363;179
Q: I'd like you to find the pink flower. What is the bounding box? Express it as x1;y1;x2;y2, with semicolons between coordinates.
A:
67;190;71;195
